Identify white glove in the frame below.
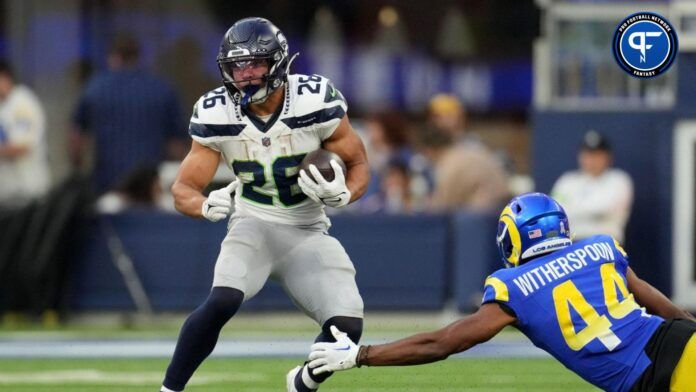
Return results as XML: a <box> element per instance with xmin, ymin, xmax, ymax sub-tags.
<box><xmin>201</xmin><ymin>180</ymin><xmax>239</xmax><ymax>222</ymax></box>
<box><xmin>297</xmin><ymin>160</ymin><xmax>351</xmax><ymax>208</ymax></box>
<box><xmin>308</xmin><ymin>326</ymin><xmax>360</xmax><ymax>374</ymax></box>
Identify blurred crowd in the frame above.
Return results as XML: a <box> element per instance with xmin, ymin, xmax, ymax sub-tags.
<box><xmin>0</xmin><ymin>33</ymin><xmax>526</xmax><ymax>220</ymax></box>
<box><xmin>0</xmin><ymin>32</ymin><xmax>637</xmax><ymax>225</ymax></box>
<box><xmin>356</xmin><ymin>94</ymin><xmax>511</xmax><ymax>215</ymax></box>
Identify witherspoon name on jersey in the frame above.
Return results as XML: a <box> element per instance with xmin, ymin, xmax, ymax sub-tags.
<box><xmin>513</xmin><ymin>241</ymin><xmax>616</xmax><ymax>296</ymax></box>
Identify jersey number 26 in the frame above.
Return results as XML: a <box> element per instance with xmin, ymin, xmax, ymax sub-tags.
<box><xmin>232</xmin><ymin>154</ymin><xmax>307</xmax><ymax>207</ymax></box>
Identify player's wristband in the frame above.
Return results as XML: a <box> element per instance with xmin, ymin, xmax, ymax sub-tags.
<box><xmin>356</xmin><ymin>345</ymin><xmax>371</xmax><ymax>367</ymax></box>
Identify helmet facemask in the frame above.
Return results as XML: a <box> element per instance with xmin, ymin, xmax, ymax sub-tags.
<box><xmin>216</xmin><ymin>18</ymin><xmax>298</xmax><ymax>106</ymax></box>
<box><xmin>218</xmin><ymin>55</ymin><xmax>276</xmax><ymax>105</ymax></box>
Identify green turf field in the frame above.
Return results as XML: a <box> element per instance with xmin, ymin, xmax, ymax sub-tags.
<box><xmin>0</xmin><ymin>357</ymin><xmax>598</xmax><ymax>391</ymax></box>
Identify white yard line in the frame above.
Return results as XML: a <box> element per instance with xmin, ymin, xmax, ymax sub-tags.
<box><xmin>0</xmin><ymin>370</ymin><xmax>265</xmax><ymax>384</ymax></box>
<box><xmin>0</xmin><ymin>337</ymin><xmax>549</xmax><ymax>359</ymax></box>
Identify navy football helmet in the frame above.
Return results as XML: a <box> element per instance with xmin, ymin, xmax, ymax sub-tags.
<box><xmin>496</xmin><ymin>193</ymin><xmax>572</xmax><ymax>268</ymax></box>
<box><xmin>216</xmin><ymin>17</ymin><xmax>296</xmax><ymax>106</ymax></box>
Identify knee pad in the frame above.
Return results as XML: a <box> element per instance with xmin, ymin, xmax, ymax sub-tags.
<box><xmin>317</xmin><ymin>316</ymin><xmax>363</xmax><ymax>343</ymax></box>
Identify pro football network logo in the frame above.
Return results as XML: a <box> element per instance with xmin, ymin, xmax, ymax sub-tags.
<box><xmin>612</xmin><ymin>12</ymin><xmax>678</xmax><ymax>78</ymax></box>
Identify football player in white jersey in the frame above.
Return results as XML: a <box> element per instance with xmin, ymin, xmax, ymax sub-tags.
<box><xmin>160</xmin><ymin>17</ymin><xmax>369</xmax><ymax>392</ymax></box>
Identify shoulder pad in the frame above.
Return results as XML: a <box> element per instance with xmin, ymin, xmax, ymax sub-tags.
<box><xmin>482</xmin><ymin>273</ymin><xmax>510</xmax><ymax>303</ymax></box>
<box><xmin>289</xmin><ymin>74</ymin><xmax>347</xmax><ymax>113</ymax></box>
<box><xmin>610</xmin><ymin>237</ymin><xmax>628</xmax><ymax>258</ymax></box>
<box><xmin>189</xmin><ymin>86</ymin><xmax>244</xmax><ymax>139</ymax></box>
<box><xmin>194</xmin><ymin>86</ymin><xmax>237</xmax><ymax>124</ymax></box>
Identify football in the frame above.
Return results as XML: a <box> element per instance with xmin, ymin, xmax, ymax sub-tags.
<box><xmin>300</xmin><ymin>149</ymin><xmax>347</xmax><ymax>182</ymax></box>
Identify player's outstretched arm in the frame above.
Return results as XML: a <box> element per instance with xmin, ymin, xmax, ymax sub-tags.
<box><xmin>172</xmin><ymin>140</ymin><xmax>222</xmax><ymax>218</ymax></box>
<box><xmin>308</xmin><ymin>303</ymin><xmax>515</xmax><ymax>373</ymax></box>
<box><xmin>321</xmin><ymin>115</ymin><xmax>370</xmax><ymax>203</ymax></box>
<box><xmin>627</xmin><ymin>267</ymin><xmax>696</xmax><ymax>321</ymax></box>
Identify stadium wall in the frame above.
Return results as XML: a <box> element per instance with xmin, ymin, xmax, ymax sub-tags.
<box><xmin>67</xmin><ymin>212</ymin><xmax>499</xmax><ymax>312</ymax></box>
<box><xmin>531</xmin><ymin>110</ymin><xmax>674</xmax><ymax>295</ymax></box>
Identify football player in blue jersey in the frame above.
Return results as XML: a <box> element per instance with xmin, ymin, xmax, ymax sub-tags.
<box><xmin>160</xmin><ymin>17</ymin><xmax>370</xmax><ymax>392</ymax></box>
<box><xmin>308</xmin><ymin>193</ymin><xmax>696</xmax><ymax>391</ymax></box>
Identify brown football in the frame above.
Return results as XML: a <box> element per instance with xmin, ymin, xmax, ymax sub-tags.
<box><xmin>300</xmin><ymin>149</ymin><xmax>347</xmax><ymax>182</ymax></box>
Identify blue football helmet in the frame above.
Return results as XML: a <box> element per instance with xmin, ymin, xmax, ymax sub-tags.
<box><xmin>496</xmin><ymin>192</ymin><xmax>572</xmax><ymax>268</ymax></box>
<box><xmin>216</xmin><ymin>17</ymin><xmax>297</xmax><ymax>106</ymax></box>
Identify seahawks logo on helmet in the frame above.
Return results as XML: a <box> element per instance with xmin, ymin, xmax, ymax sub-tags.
<box><xmin>276</xmin><ymin>31</ymin><xmax>288</xmax><ymax>52</ymax></box>
<box><xmin>496</xmin><ymin>193</ymin><xmax>572</xmax><ymax>268</ymax></box>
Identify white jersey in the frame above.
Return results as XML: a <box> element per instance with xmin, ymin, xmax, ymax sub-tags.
<box><xmin>189</xmin><ymin>74</ymin><xmax>347</xmax><ymax>227</ymax></box>
<box><xmin>551</xmin><ymin>168</ymin><xmax>633</xmax><ymax>243</ymax></box>
<box><xmin>0</xmin><ymin>85</ymin><xmax>50</xmax><ymax>207</ymax></box>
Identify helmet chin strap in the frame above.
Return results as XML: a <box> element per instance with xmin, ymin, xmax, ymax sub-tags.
<box><xmin>240</xmin><ymin>84</ymin><xmax>264</xmax><ymax>106</ymax></box>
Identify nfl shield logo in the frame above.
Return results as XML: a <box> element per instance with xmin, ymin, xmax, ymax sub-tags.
<box><xmin>262</xmin><ymin>137</ymin><xmax>271</xmax><ymax>147</ymax></box>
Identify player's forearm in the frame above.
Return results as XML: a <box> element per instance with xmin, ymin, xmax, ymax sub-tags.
<box><xmin>171</xmin><ymin>181</ymin><xmax>207</xmax><ymax>218</ymax></box>
<box><xmin>649</xmin><ymin>301</ymin><xmax>695</xmax><ymax>321</ymax></box>
<box><xmin>647</xmin><ymin>290</ymin><xmax>696</xmax><ymax>321</ymax></box>
<box><xmin>644</xmin><ymin>294</ymin><xmax>695</xmax><ymax>321</ymax></box>
<box><xmin>357</xmin><ymin>332</ymin><xmax>463</xmax><ymax>367</ymax></box>
<box><xmin>632</xmin><ymin>277</ymin><xmax>695</xmax><ymax>321</ymax></box>
<box><xmin>346</xmin><ymin>161</ymin><xmax>370</xmax><ymax>202</ymax></box>
<box><xmin>354</xmin><ymin>309</ymin><xmax>508</xmax><ymax>367</ymax></box>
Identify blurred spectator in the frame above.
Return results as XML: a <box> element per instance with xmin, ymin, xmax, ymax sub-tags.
<box><xmin>418</xmin><ymin>124</ymin><xmax>454</xmax><ymax>162</ymax></box>
<box><xmin>427</xmin><ymin>93</ymin><xmax>469</xmax><ymax>142</ymax></box>
<box><xmin>424</xmin><ymin>94</ymin><xmax>509</xmax><ymax>212</ymax></box>
<box><xmin>0</xmin><ymin>60</ymin><xmax>51</xmax><ymax>322</ymax></box>
<box><xmin>70</xmin><ymin>33</ymin><xmax>186</xmax><ymax>194</ymax></box>
<box><xmin>0</xmin><ymin>60</ymin><xmax>51</xmax><ymax>210</ymax></box>
<box><xmin>364</xmin><ymin>111</ymin><xmax>413</xmax><ymax>176</ymax></box>
<box><xmin>96</xmin><ymin>164</ymin><xmax>164</xmax><ymax>214</ymax></box>
<box><xmin>428</xmin><ymin>93</ymin><xmax>517</xmax><ymax>174</ymax></box>
<box><xmin>551</xmin><ymin>131</ymin><xmax>633</xmax><ymax>243</ymax></box>
<box><xmin>429</xmin><ymin>139</ymin><xmax>510</xmax><ymax>212</ymax></box>
<box><xmin>359</xmin><ymin>111</ymin><xmax>424</xmax><ymax>212</ymax></box>
<box><xmin>380</xmin><ymin>159</ymin><xmax>415</xmax><ymax>213</ymax></box>
<box><xmin>155</xmin><ymin>36</ymin><xmax>218</xmax><ymax>110</ymax></box>
<box><xmin>359</xmin><ymin>158</ymin><xmax>415</xmax><ymax>214</ymax></box>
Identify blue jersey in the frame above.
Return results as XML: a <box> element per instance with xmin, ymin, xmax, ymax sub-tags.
<box><xmin>482</xmin><ymin>235</ymin><xmax>664</xmax><ymax>392</ymax></box>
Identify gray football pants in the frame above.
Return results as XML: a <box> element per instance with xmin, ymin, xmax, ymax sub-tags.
<box><xmin>213</xmin><ymin>216</ymin><xmax>364</xmax><ymax>325</ymax></box>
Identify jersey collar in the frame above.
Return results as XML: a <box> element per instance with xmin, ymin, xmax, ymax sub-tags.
<box><xmin>239</xmin><ymin>83</ymin><xmax>289</xmax><ymax>134</ymax></box>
